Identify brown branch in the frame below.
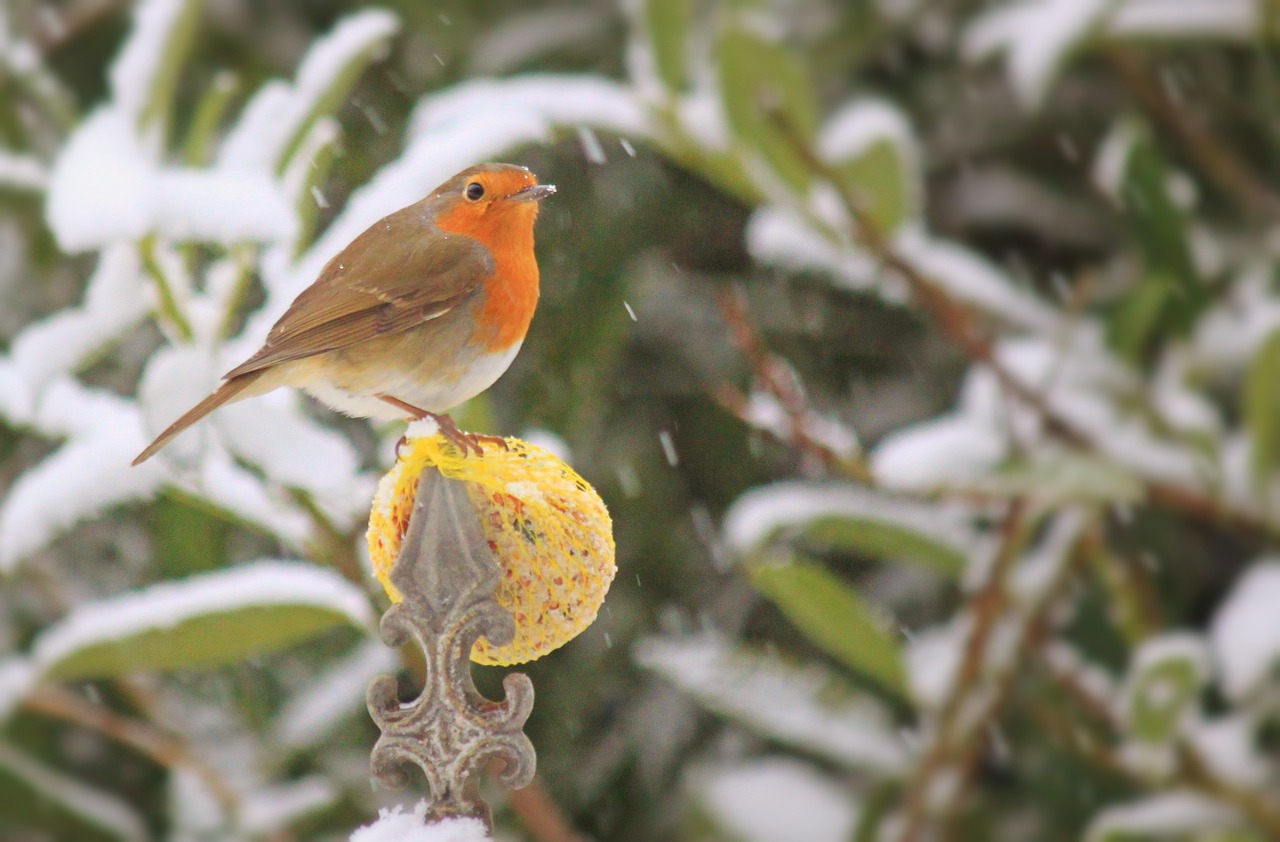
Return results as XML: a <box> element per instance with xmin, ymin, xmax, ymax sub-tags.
<box><xmin>505</xmin><ymin>774</ymin><xmax>588</xmax><ymax>842</ymax></box>
<box><xmin>1106</xmin><ymin>49</ymin><xmax>1280</xmax><ymax>222</ymax></box>
<box><xmin>892</xmin><ymin>500</ymin><xmax>1028</xmax><ymax>842</ymax></box>
<box><xmin>23</xmin><ymin>683</ymin><xmax>239</xmax><ymax>811</ymax></box>
<box><xmin>713</xmin><ymin>283</ymin><xmax>872</xmax><ymax>481</ymax></box>
<box><xmin>767</xmin><ymin>107</ymin><xmax>1280</xmax><ymax>541</ymax></box>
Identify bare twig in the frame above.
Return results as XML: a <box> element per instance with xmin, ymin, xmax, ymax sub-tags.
<box><xmin>712</xmin><ymin>284</ymin><xmax>871</xmax><ymax>480</ymax></box>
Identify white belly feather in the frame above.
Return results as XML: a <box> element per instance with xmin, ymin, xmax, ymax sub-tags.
<box><xmin>300</xmin><ymin>342</ymin><xmax>523</xmax><ymax>421</ymax></box>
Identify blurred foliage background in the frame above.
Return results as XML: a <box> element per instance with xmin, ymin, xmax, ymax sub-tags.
<box><xmin>5</xmin><ymin>0</ymin><xmax>1280</xmax><ymax>840</ymax></box>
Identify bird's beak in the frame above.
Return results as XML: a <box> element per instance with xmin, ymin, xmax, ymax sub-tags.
<box><xmin>508</xmin><ymin>184</ymin><xmax>556</xmax><ymax>202</ymax></box>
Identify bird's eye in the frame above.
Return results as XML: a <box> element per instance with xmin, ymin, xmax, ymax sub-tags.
<box><xmin>465</xmin><ymin>182</ymin><xmax>485</xmax><ymax>201</ymax></box>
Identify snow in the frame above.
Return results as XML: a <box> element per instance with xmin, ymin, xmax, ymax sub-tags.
<box><xmin>740</xmin><ymin>391</ymin><xmax>860</xmax><ymax>459</ymax></box>
<box><xmin>723</xmin><ymin>480</ymin><xmax>980</xmax><ymax>561</ymax></box>
<box><xmin>274</xmin><ymin>640</ymin><xmax>398</xmax><ymax>751</ymax></box>
<box><xmin>46</xmin><ymin>109</ymin><xmax>153</xmax><ymax>250</ymax></box>
<box><xmin>239</xmin><ymin>776</ymin><xmax>337</xmax><ymax>835</ymax></box>
<box><xmin>1011</xmin><ymin>509</ymin><xmax>1085</xmax><ymax>601</ymax></box>
<box><xmin>519</xmin><ymin>428</ymin><xmax>571</xmax><ymax>461</ymax></box>
<box><xmin>108</xmin><ymin>0</ymin><xmax>189</xmax><ymax>123</ymax></box>
<box><xmin>964</xmin><ymin>0</ymin><xmax>1110</xmax><ymax>108</ymax></box>
<box><xmin>0</xmin><ymin>389</ymin><xmax>166</xmax><ymax>570</ymax></box>
<box><xmin>905</xmin><ymin>618</ymin><xmax>967</xmax><ymax>709</ymax></box>
<box><xmin>818</xmin><ymin>98</ymin><xmax>919</xmax><ymax>211</ymax></box>
<box><xmin>0</xmin><ymin>743</ymin><xmax>147</xmax><ymax>842</ymax></box>
<box><xmin>30</xmin><ymin>561</ymin><xmax>373</xmax><ymax>677</ymax></box>
<box><xmin>1118</xmin><ymin>633</ymin><xmax>1209</xmax><ymax>738</ymax></box>
<box><xmin>1084</xmin><ymin>791</ymin><xmax>1239</xmax><ymax>841</ymax></box>
<box><xmin>219</xmin><ymin>9</ymin><xmax>399</xmax><ymax>174</ymax></box>
<box><xmin>189</xmin><ymin>459</ymin><xmax>313</xmax><ymax>549</ymax></box>
<box><xmin>635</xmin><ymin>634</ymin><xmax>908</xmax><ymax>773</ymax></box>
<box><xmin>872</xmin><ymin>412</ymin><xmax>1007</xmax><ymax>491</ymax></box>
<box><xmin>0</xmin><ymin>658</ymin><xmax>34</xmax><ymax>722</ymax></box>
<box><xmin>0</xmin><ymin>151</ymin><xmax>46</xmax><ymax>189</ymax></box>
<box><xmin>1188</xmin><ymin>715</ymin><xmax>1267</xmax><ymax>787</ymax></box>
<box><xmin>693</xmin><ymin>758</ymin><xmax>858</xmax><ymax>842</ymax></box>
<box><xmin>217</xmin><ymin>392</ymin><xmax>375</xmax><ymax>524</ymax></box>
<box><xmin>10</xmin><ymin>245</ymin><xmax>148</xmax><ymax>390</ymax></box>
<box><xmin>45</xmin><ymin>108</ymin><xmax>294</xmax><ymax>251</ymax></box>
<box><xmin>820</xmin><ymin>99</ymin><xmax>915</xmax><ymax>165</ymax></box>
<box><xmin>1108</xmin><ymin>0</ymin><xmax>1256</xmax><ymax>39</ymax></box>
<box><xmin>897</xmin><ymin>228</ymin><xmax>1062</xmax><ymax>332</ymax></box>
<box><xmin>1210</xmin><ymin>561</ymin><xmax>1280</xmax><ymax>701</ymax></box>
<box><xmin>350</xmin><ymin>803</ymin><xmax>490</xmax><ymax>842</ymax></box>
<box><xmin>746</xmin><ymin>204</ymin><xmax>897</xmax><ymax>297</ymax></box>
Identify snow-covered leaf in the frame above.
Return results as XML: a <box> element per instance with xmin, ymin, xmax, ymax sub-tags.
<box><xmin>725</xmin><ymin>481</ymin><xmax>977</xmax><ymax>578</ymax></box>
<box><xmin>635</xmin><ymin>633</ymin><xmax>908</xmax><ymax>774</ymax></box>
<box><xmin>689</xmin><ymin>758</ymin><xmax>858</xmax><ymax>842</ymax></box>
<box><xmin>219</xmin><ymin>9</ymin><xmax>399</xmax><ymax>175</ymax></box>
<box><xmin>1084</xmin><ymin>791</ymin><xmax>1244</xmax><ymax>842</ymax></box>
<box><xmin>964</xmin><ymin>0</ymin><xmax>1111</xmax><ymax>108</ymax></box>
<box><xmin>109</xmin><ymin>0</ymin><xmax>198</xmax><ymax>130</ymax></box>
<box><xmin>273</xmin><ymin>639</ymin><xmax>397</xmax><ymax>752</ymax></box>
<box><xmin>0</xmin><ymin>408</ymin><xmax>166</xmax><ymax>572</ymax></box>
<box><xmin>0</xmin><ymin>743</ymin><xmax>146</xmax><ymax>841</ymax></box>
<box><xmin>819</xmin><ymin>99</ymin><xmax>919</xmax><ymax>232</ymax></box>
<box><xmin>750</xmin><ymin>561</ymin><xmax>907</xmax><ymax>696</ymax></box>
<box><xmin>1211</xmin><ymin>561</ymin><xmax>1280</xmax><ymax>701</ymax></box>
<box><xmin>0</xmin><ymin>150</ymin><xmax>46</xmax><ymax>190</ymax></box>
<box><xmin>1119</xmin><ymin>634</ymin><xmax>1208</xmax><ymax>745</ymax></box>
<box><xmin>981</xmin><ymin>451</ymin><xmax>1144</xmax><ymax>506</ymax></box>
<box><xmin>31</xmin><ymin>561</ymin><xmax>373</xmax><ymax>680</ymax></box>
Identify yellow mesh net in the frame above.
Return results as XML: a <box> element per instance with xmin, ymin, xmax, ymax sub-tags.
<box><xmin>367</xmin><ymin>434</ymin><xmax>616</xmax><ymax>666</ymax></box>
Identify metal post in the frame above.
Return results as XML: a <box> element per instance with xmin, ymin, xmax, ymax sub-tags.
<box><xmin>366</xmin><ymin>466</ymin><xmax>537</xmax><ymax>826</ymax></box>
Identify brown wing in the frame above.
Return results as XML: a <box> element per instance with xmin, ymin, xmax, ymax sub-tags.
<box><xmin>226</xmin><ymin>208</ymin><xmax>492</xmax><ymax>378</ymax></box>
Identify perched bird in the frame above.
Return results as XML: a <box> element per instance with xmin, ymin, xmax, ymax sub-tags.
<box><xmin>133</xmin><ymin>163</ymin><xmax>554</xmax><ymax>465</ymax></box>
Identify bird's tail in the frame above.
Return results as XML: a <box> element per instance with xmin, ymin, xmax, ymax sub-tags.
<box><xmin>132</xmin><ymin>373</ymin><xmax>261</xmax><ymax>466</ymax></box>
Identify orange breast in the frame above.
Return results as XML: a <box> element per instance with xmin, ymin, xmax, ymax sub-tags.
<box><xmin>435</xmin><ymin>202</ymin><xmax>541</xmax><ymax>352</ymax></box>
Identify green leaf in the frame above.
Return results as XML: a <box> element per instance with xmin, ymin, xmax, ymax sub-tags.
<box><xmin>749</xmin><ymin>561</ymin><xmax>907</xmax><ymax>696</ymax></box>
<box><xmin>138</xmin><ymin>0</ymin><xmax>201</xmax><ymax>135</ymax></box>
<box><xmin>276</xmin><ymin>12</ymin><xmax>399</xmax><ymax>174</ymax></box>
<box><xmin>1245</xmin><ymin>329</ymin><xmax>1280</xmax><ymax>499</ymax></box>
<box><xmin>0</xmin><ymin>744</ymin><xmax>145</xmax><ymax>841</ymax></box>
<box><xmin>1121</xmin><ymin>140</ymin><xmax>1198</xmax><ymax>301</ymax></box>
<box><xmin>1120</xmin><ymin>636</ymin><xmax>1207</xmax><ymax>744</ymax></box>
<box><xmin>833</xmin><ymin>138</ymin><xmax>910</xmax><ymax>233</ymax></box>
<box><xmin>981</xmin><ymin>451</ymin><xmax>1145</xmax><ymax>506</ymax></box>
<box><xmin>644</xmin><ymin>0</ymin><xmax>693</xmax><ymax>92</ymax></box>
<box><xmin>717</xmin><ymin>20</ymin><xmax>819</xmax><ymax>193</ymax></box>
<box><xmin>801</xmin><ymin>515</ymin><xmax>966</xmax><ymax>579</ymax></box>
<box><xmin>34</xmin><ymin>562</ymin><xmax>372</xmax><ymax>680</ymax></box>
<box><xmin>1105</xmin><ymin>276</ymin><xmax>1171</xmax><ymax>365</ymax></box>
<box><xmin>182</xmin><ymin>71</ymin><xmax>240</xmax><ymax>165</ymax></box>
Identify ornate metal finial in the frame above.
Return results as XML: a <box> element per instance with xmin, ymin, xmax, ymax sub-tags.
<box><xmin>366</xmin><ymin>465</ymin><xmax>536</xmax><ymax>825</ymax></box>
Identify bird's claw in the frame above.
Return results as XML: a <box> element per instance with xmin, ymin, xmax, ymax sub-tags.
<box><xmin>431</xmin><ymin>412</ymin><xmax>506</xmax><ymax>458</ymax></box>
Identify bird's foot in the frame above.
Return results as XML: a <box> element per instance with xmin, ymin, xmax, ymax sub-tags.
<box><xmin>431</xmin><ymin>412</ymin><xmax>503</xmax><ymax>458</ymax></box>
<box><xmin>378</xmin><ymin>395</ymin><xmax>505</xmax><ymax>458</ymax></box>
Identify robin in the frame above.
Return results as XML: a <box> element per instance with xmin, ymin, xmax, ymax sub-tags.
<box><xmin>132</xmin><ymin>162</ymin><xmax>554</xmax><ymax>465</ymax></box>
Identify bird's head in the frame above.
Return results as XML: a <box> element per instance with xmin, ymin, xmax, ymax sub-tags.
<box><xmin>431</xmin><ymin>163</ymin><xmax>555</xmax><ymax>245</ymax></box>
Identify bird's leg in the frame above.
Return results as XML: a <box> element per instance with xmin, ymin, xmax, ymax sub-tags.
<box><xmin>377</xmin><ymin>395</ymin><xmax>507</xmax><ymax>457</ymax></box>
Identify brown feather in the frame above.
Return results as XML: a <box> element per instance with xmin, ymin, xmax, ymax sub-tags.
<box><xmin>226</xmin><ymin>212</ymin><xmax>492</xmax><ymax>378</ymax></box>
<box><xmin>132</xmin><ymin>372</ymin><xmax>262</xmax><ymax>465</ymax></box>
